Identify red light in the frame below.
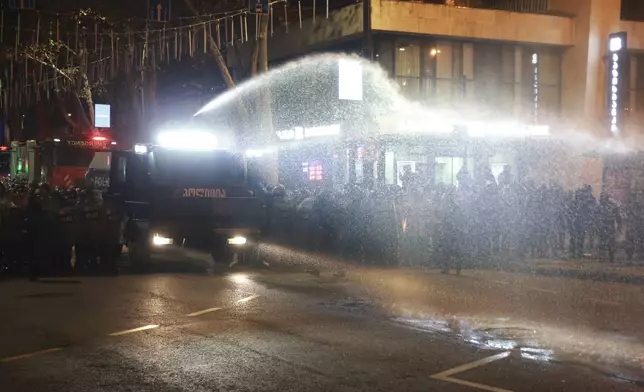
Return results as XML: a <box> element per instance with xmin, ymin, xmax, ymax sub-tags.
<box><xmin>308</xmin><ymin>163</ymin><xmax>323</xmax><ymax>181</ymax></box>
<box><xmin>92</xmin><ymin>136</ymin><xmax>107</xmax><ymax>141</ymax></box>
<box><xmin>0</xmin><ymin>146</ymin><xmax>7</xmax><ymax>151</ymax></box>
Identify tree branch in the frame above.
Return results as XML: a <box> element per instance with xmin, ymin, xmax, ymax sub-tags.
<box><xmin>27</xmin><ymin>55</ymin><xmax>74</xmax><ymax>83</ymax></box>
<box><xmin>182</xmin><ymin>0</ymin><xmax>236</xmax><ymax>89</ymax></box>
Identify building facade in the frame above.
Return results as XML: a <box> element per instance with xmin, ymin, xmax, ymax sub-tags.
<box><xmin>227</xmin><ymin>0</ymin><xmax>643</xmax><ymax>191</ymax></box>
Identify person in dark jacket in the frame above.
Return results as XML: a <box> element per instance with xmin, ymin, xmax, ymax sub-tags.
<box><xmin>435</xmin><ymin>187</ymin><xmax>464</xmax><ymax>275</ymax></box>
<box><xmin>26</xmin><ymin>187</ymin><xmax>48</xmax><ymax>280</ymax></box>
<box><xmin>571</xmin><ymin>185</ymin><xmax>597</xmax><ymax>258</ymax></box>
<box><xmin>597</xmin><ymin>192</ymin><xmax>621</xmax><ymax>263</ymax></box>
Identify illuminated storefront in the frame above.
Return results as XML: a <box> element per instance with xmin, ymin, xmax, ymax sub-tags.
<box><xmin>371</xmin><ymin>110</ymin><xmax>551</xmax><ymax>187</ymax></box>
<box><xmin>274</xmin><ymin>123</ymin><xmax>344</xmax><ymax>188</ymax></box>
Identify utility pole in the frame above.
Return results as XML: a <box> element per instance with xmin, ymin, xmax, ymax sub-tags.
<box><xmin>257</xmin><ymin>0</ymin><xmax>277</xmax><ymax>185</ymax></box>
<box><xmin>258</xmin><ymin>1</ymin><xmax>269</xmax><ymax>73</ymax></box>
<box><xmin>362</xmin><ymin>0</ymin><xmax>373</xmax><ymax>61</ymax></box>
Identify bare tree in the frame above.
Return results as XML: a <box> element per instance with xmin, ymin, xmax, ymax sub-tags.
<box><xmin>182</xmin><ymin>0</ymin><xmax>237</xmax><ymax>88</ymax></box>
<box><xmin>20</xmin><ymin>9</ymin><xmax>111</xmax><ymax>134</ymax></box>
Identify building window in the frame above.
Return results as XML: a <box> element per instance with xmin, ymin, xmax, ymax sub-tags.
<box><xmin>633</xmin><ymin>55</ymin><xmax>644</xmax><ymax>114</ymax></box>
<box><xmin>376</xmin><ymin>39</ymin><xmax>394</xmax><ymax>78</ymax></box>
<box><xmin>474</xmin><ymin>43</ymin><xmax>504</xmax><ymax>111</ymax></box>
<box><xmin>395</xmin><ymin>43</ymin><xmax>420</xmax><ymax>99</ymax></box>
<box><xmin>521</xmin><ymin>48</ymin><xmax>561</xmax><ymax>122</ymax></box>
<box><xmin>532</xmin><ymin>53</ymin><xmax>539</xmax><ymax>122</ymax></box>
<box><xmin>308</xmin><ymin>163</ymin><xmax>323</xmax><ymax>181</ymax></box>
<box><xmin>435</xmin><ymin>156</ymin><xmax>464</xmax><ymax>186</ymax></box>
<box><xmin>421</xmin><ymin>45</ymin><xmax>437</xmax><ymax>100</ymax></box>
<box><xmin>8</xmin><ymin>0</ymin><xmax>36</xmax><ymax>9</ymax></box>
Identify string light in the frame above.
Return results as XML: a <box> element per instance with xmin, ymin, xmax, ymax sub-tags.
<box><xmin>0</xmin><ymin>0</ymin><xmax>336</xmax><ymax>103</ymax></box>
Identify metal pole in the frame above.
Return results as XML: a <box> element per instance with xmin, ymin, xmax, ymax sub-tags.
<box><xmin>362</xmin><ymin>0</ymin><xmax>372</xmax><ymax>60</ymax></box>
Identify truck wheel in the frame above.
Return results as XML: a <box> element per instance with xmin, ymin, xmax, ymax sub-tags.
<box><xmin>129</xmin><ymin>240</ymin><xmax>150</xmax><ymax>272</ymax></box>
<box><xmin>100</xmin><ymin>244</ymin><xmax>120</xmax><ymax>276</ymax></box>
<box><xmin>243</xmin><ymin>246</ymin><xmax>263</xmax><ymax>268</ymax></box>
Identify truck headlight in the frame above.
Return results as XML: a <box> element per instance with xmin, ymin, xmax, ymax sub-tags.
<box><xmin>227</xmin><ymin>236</ymin><xmax>247</xmax><ymax>246</ymax></box>
<box><xmin>152</xmin><ymin>234</ymin><xmax>173</xmax><ymax>246</ymax></box>
<box><xmin>134</xmin><ymin>144</ymin><xmax>148</xmax><ymax>154</ymax></box>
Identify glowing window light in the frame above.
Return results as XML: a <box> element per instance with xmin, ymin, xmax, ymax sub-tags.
<box><xmin>338</xmin><ymin>59</ymin><xmax>363</xmax><ymax>101</ymax></box>
<box><xmin>308</xmin><ymin>163</ymin><xmax>323</xmax><ymax>181</ymax></box>
<box><xmin>610</xmin><ymin>52</ymin><xmax>620</xmax><ymax>134</ymax></box>
<box><xmin>607</xmin><ymin>32</ymin><xmax>626</xmax><ymax>135</ymax></box>
<box><xmin>134</xmin><ymin>144</ymin><xmax>148</xmax><ymax>154</ymax></box>
<box><xmin>610</xmin><ymin>37</ymin><xmax>623</xmax><ymax>52</ymax></box>
<box><xmin>532</xmin><ymin>53</ymin><xmax>539</xmax><ymax>123</ymax></box>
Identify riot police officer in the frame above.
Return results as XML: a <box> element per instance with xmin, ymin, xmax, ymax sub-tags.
<box><xmin>50</xmin><ymin>188</ymin><xmax>77</xmax><ymax>275</ymax></box>
<box><xmin>26</xmin><ymin>184</ymin><xmax>47</xmax><ymax>279</ymax></box>
<box><xmin>75</xmin><ymin>189</ymin><xmax>102</xmax><ymax>272</ymax></box>
<box><xmin>99</xmin><ymin>191</ymin><xmax>121</xmax><ymax>275</ymax></box>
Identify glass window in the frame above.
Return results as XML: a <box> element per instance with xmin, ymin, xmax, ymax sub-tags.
<box><xmin>474</xmin><ymin>43</ymin><xmax>503</xmax><ymax>110</ymax></box>
<box><xmin>151</xmin><ymin>150</ymin><xmax>245</xmax><ymax>186</ymax></box>
<box><xmin>435</xmin><ymin>156</ymin><xmax>464</xmax><ymax>186</ymax></box>
<box><xmin>521</xmin><ymin>48</ymin><xmax>562</xmax><ymax>120</ymax></box>
<box><xmin>634</xmin><ymin>55</ymin><xmax>644</xmax><ymax>114</ymax></box>
<box><xmin>308</xmin><ymin>163</ymin><xmax>323</xmax><ymax>182</ymax></box>
<box><xmin>395</xmin><ymin>43</ymin><xmax>421</xmax><ymax>99</ymax></box>
<box><xmin>376</xmin><ymin>39</ymin><xmax>394</xmax><ymax>77</ymax></box>
<box><xmin>396</xmin><ymin>161</ymin><xmax>416</xmax><ymax>187</ymax></box>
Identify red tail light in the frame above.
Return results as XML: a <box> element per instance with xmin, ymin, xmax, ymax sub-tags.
<box><xmin>93</xmin><ymin>136</ymin><xmax>107</xmax><ymax>141</ymax></box>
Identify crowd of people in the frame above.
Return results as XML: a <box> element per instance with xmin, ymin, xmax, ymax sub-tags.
<box><xmin>1</xmin><ymin>165</ymin><xmax>635</xmax><ymax>278</ymax></box>
<box><xmin>0</xmin><ymin>178</ymin><xmax>119</xmax><ymax>278</ymax></box>
<box><xmin>267</xmin><ymin>165</ymin><xmax>632</xmax><ymax>272</ymax></box>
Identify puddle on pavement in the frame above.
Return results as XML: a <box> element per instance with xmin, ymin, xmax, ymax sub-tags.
<box><xmin>17</xmin><ymin>292</ymin><xmax>74</xmax><ymax>299</ymax></box>
<box><xmin>394</xmin><ymin>316</ymin><xmax>549</xmax><ymax>358</ymax></box>
<box><xmin>391</xmin><ymin>313</ymin><xmax>644</xmax><ymax>385</ymax></box>
<box><xmin>318</xmin><ymin>298</ymin><xmax>376</xmax><ymax>314</ymax></box>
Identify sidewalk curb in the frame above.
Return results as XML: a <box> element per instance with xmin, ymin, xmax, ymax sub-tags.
<box><xmin>531</xmin><ymin>267</ymin><xmax>644</xmax><ymax>285</ymax></box>
<box><xmin>505</xmin><ymin>264</ymin><xmax>644</xmax><ymax>285</ymax></box>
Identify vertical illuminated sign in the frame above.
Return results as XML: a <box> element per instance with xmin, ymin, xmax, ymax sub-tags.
<box><xmin>94</xmin><ymin>104</ymin><xmax>111</xmax><ymax>128</ymax></box>
<box><xmin>532</xmin><ymin>53</ymin><xmax>539</xmax><ymax>123</ymax></box>
<box><xmin>338</xmin><ymin>59</ymin><xmax>363</xmax><ymax>101</ymax></box>
<box><xmin>607</xmin><ymin>32</ymin><xmax>627</xmax><ymax>136</ymax></box>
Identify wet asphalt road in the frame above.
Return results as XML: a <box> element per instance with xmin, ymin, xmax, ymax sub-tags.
<box><xmin>1</xmin><ymin>256</ymin><xmax>642</xmax><ymax>391</ymax></box>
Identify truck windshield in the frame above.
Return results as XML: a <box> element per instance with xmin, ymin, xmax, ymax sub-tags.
<box><xmin>151</xmin><ymin>149</ymin><xmax>246</xmax><ymax>186</ymax></box>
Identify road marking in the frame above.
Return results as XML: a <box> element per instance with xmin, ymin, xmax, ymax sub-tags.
<box><xmin>431</xmin><ymin>351</ymin><xmax>514</xmax><ymax>392</ymax></box>
<box><xmin>432</xmin><ymin>375</ymin><xmax>514</xmax><ymax>392</ymax></box>
<box><xmin>108</xmin><ymin>324</ymin><xmax>159</xmax><ymax>336</ymax></box>
<box><xmin>0</xmin><ymin>348</ymin><xmax>62</xmax><ymax>363</ymax></box>
<box><xmin>530</xmin><ymin>288</ymin><xmax>558</xmax><ymax>295</ymax></box>
<box><xmin>587</xmin><ymin>298</ymin><xmax>621</xmax><ymax>306</ymax></box>
<box><xmin>186</xmin><ymin>307</ymin><xmax>223</xmax><ymax>317</ymax></box>
<box><xmin>431</xmin><ymin>351</ymin><xmax>511</xmax><ymax>379</ymax></box>
<box><xmin>236</xmin><ymin>294</ymin><xmax>259</xmax><ymax>304</ymax></box>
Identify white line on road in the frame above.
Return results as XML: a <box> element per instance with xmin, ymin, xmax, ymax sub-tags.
<box><xmin>186</xmin><ymin>307</ymin><xmax>223</xmax><ymax>317</ymax></box>
<box><xmin>432</xmin><ymin>375</ymin><xmax>514</xmax><ymax>392</ymax></box>
<box><xmin>430</xmin><ymin>351</ymin><xmax>514</xmax><ymax>392</ymax></box>
<box><xmin>587</xmin><ymin>298</ymin><xmax>621</xmax><ymax>306</ymax></box>
<box><xmin>236</xmin><ymin>295</ymin><xmax>259</xmax><ymax>304</ymax></box>
<box><xmin>0</xmin><ymin>348</ymin><xmax>63</xmax><ymax>363</ymax></box>
<box><xmin>529</xmin><ymin>288</ymin><xmax>558</xmax><ymax>295</ymax></box>
<box><xmin>108</xmin><ymin>324</ymin><xmax>159</xmax><ymax>336</ymax></box>
<box><xmin>431</xmin><ymin>351</ymin><xmax>511</xmax><ymax>379</ymax></box>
